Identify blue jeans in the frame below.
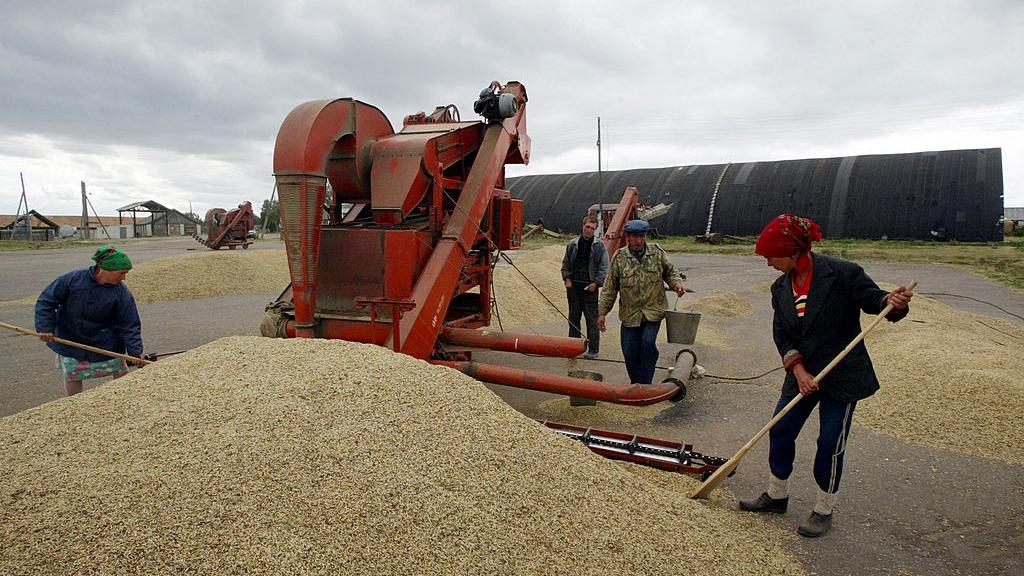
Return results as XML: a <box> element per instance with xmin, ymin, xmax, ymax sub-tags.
<box><xmin>768</xmin><ymin>391</ymin><xmax>857</xmax><ymax>494</ymax></box>
<box><xmin>620</xmin><ymin>320</ymin><xmax>661</xmax><ymax>384</ymax></box>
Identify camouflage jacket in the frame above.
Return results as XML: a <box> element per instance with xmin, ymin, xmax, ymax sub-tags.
<box><xmin>598</xmin><ymin>243</ymin><xmax>684</xmax><ymax>327</ymax></box>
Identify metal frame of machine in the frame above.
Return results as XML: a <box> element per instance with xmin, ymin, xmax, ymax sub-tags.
<box><xmin>264</xmin><ymin>81</ymin><xmax>689</xmax><ymax>405</ymax></box>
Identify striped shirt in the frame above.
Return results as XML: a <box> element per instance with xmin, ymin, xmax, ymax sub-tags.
<box><xmin>794</xmin><ymin>291</ymin><xmax>808</xmax><ymax>317</ymax></box>
<box><xmin>791</xmin><ymin>265</ymin><xmax>812</xmax><ymax>318</ymax></box>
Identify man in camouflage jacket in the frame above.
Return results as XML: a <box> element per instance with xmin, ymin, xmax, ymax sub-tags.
<box><xmin>597</xmin><ymin>220</ymin><xmax>685</xmax><ymax>384</ymax></box>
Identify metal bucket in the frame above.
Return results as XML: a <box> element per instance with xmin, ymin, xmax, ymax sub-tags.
<box><xmin>568</xmin><ymin>370</ymin><xmax>602</xmax><ymax>406</ymax></box>
<box><xmin>664</xmin><ymin>310</ymin><xmax>701</xmax><ymax>345</ymax></box>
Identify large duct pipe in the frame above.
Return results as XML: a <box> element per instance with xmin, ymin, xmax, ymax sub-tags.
<box><xmin>431</xmin><ymin>360</ymin><xmax>682</xmax><ymax>406</ymax></box>
<box><xmin>661</xmin><ymin>349</ymin><xmax>697</xmax><ymax>400</ymax></box>
<box><xmin>272</xmin><ymin>98</ymin><xmax>394</xmax><ymax>338</ymax></box>
<box><xmin>440</xmin><ymin>327</ymin><xmax>586</xmax><ymax>357</ymax></box>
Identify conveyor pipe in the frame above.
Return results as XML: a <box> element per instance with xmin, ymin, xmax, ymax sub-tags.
<box><xmin>431</xmin><ymin>360</ymin><xmax>682</xmax><ymax>406</ymax></box>
<box><xmin>440</xmin><ymin>327</ymin><xmax>586</xmax><ymax>357</ymax></box>
<box><xmin>661</xmin><ymin>348</ymin><xmax>697</xmax><ymax>400</ymax></box>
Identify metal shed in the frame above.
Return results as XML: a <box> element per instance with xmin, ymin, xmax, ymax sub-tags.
<box><xmin>508</xmin><ymin>148</ymin><xmax>1004</xmax><ymax>242</ymax></box>
<box><xmin>117</xmin><ymin>201</ymin><xmax>201</xmax><ymax>238</ymax></box>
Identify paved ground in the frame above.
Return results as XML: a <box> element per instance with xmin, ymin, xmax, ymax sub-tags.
<box><xmin>1</xmin><ymin>239</ymin><xmax>1021</xmax><ymax>575</ymax></box>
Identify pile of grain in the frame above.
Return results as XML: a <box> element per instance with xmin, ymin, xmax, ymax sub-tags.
<box><xmin>861</xmin><ymin>296</ymin><xmax>1024</xmax><ymax>464</ymax></box>
<box><xmin>686</xmin><ymin>290</ymin><xmax>754</xmax><ymax>317</ymax></box>
<box><xmin>125</xmin><ymin>250</ymin><xmax>289</xmax><ymax>302</ymax></box>
<box><xmin>0</xmin><ymin>336</ymin><xmax>804</xmax><ymax>576</ymax></box>
<box><xmin>491</xmin><ymin>245</ymin><xmax>569</xmax><ymax>326</ymax></box>
<box><xmin>492</xmin><ymin>246</ymin><xmax>729</xmax><ymax>348</ymax></box>
<box><xmin>2</xmin><ymin>251</ymin><xmax>289</xmax><ymax>307</ymax></box>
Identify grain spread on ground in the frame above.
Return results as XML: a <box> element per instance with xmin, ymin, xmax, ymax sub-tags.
<box><xmin>861</xmin><ymin>295</ymin><xmax>1024</xmax><ymax>465</ymax></box>
<box><xmin>2</xmin><ymin>251</ymin><xmax>289</xmax><ymax>307</ymax></box>
<box><xmin>492</xmin><ymin>245</ymin><xmax>728</xmax><ymax>348</ymax></box>
<box><xmin>490</xmin><ymin>245</ymin><xmax>569</xmax><ymax>326</ymax></box>
<box><xmin>0</xmin><ymin>294</ymin><xmax>38</xmax><ymax>307</ymax></box>
<box><xmin>536</xmin><ymin>395</ymin><xmax>676</xmax><ymax>427</ymax></box>
<box><xmin>125</xmin><ymin>250</ymin><xmax>289</xmax><ymax>302</ymax></box>
<box><xmin>0</xmin><ymin>336</ymin><xmax>805</xmax><ymax>576</ymax></box>
<box><xmin>686</xmin><ymin>290</ymin><xmax>754</xmax><ymax>317</ymax></box>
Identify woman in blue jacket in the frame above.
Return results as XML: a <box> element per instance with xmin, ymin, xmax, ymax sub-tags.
<box><xmin>34</xmin><ymin>246</ymin><xmax>144</xmax><ymax>396</ymax></box>
<box><xmin>738</xmin><ymin>214</ymin><xmax>913</xmax><ymax>538</ymax></box>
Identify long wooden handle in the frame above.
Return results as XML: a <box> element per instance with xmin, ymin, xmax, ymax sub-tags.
<box><xmin>0</xmin><ymin>320</ymin><xmax>151</xmax><ymax>366</ymax></box>
<box><xmin>688</xmin><ymin>280</ymin><xmax>917</xmax><ymax>499</ymax></box>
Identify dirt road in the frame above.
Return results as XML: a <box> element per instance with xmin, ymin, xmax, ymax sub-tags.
<box><xmin>1</xmin><ymin>239</ymin><xmax>1021</xmax><ymax>575</ymax></box>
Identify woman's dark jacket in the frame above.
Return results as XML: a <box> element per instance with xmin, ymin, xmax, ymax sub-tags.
<box><xmin>34</xmin><ymin>267</ymin><xmax>143</xmax><ymax>362</ymax></box>
<box><xmin>771</xmin><ymin>254</ymin><xmax>907</xmax><ymax>403</ymax></box>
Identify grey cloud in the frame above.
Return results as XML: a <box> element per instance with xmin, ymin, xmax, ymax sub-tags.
<box><xmin>2</xmin><ymin>0</ymin><xmax>1023</xmax><ymax>213</ymax></box>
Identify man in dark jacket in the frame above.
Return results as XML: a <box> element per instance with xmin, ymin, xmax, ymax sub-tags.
<box><xmin>739</xmin><ymin>214</ymin><xmax>912</xmax><ymax>538</ymax></box>
<box><xmin>35</xmin><ymin>245</ymin><xmax>144</xmax><ymax>396</ymax></box>
<box><xmin>561</xmin><ymin>216</ymin><xmax>609</xmax><ymax>359</ymax></box>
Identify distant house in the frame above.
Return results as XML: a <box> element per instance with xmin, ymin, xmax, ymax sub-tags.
<box><xmin>0</xmin><ymin>210</ymin><xmax>60</xmax><ymax>241</ymax></box>
<box><xmin>45</xmin><ymin>215</ymin><xmax>122</xmax><ymax>239</ymax></box>
<box><xmin>0</xmin><ymin>212</ymin><xmax>134</xmax><ymax>240</ymax></box>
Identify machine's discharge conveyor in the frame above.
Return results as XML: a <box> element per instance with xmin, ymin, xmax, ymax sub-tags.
<box><xmin>541</xmin><ymin>421</ymin><xmax>731</xmax><ymax>480</ymax></box>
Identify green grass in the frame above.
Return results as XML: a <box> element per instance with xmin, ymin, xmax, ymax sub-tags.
<box><xmin>523</xmin><ymin>235</ymin><xmax>1024</xmax><ymax>291</ymax></box>
<box><xmin>812</xmin><ymin>237</ymin><xmax>1024</xmax><ymax>290</ymax></box>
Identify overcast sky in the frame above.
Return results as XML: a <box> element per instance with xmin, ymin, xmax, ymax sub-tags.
<box><xmin>2</xmin><ymin>0</ymin><xmax>1022</xmax><ymax>220</ymax></box>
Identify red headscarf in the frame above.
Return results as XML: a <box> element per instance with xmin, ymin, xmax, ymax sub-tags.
<box><xmin>755</xmin><ymin>214</ymin><xmax>823</xmax><ymax>258</ymax></box>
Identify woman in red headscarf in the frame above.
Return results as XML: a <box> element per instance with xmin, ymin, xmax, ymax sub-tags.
<box><xmin>739</xmin><ymin>214</ymin><xmax>913</xmax><ymax>538</ymax></box>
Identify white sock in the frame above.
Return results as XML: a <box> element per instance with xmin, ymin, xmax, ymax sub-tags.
<box><xmin>814</xmin><ymin>488</ymin><xmax>837</xmax><ymax>515</ymax></box>
<box><xmin>767</xmin><ymin>473</ymin><xmax>789</xmax><ymax>500</ymax></box>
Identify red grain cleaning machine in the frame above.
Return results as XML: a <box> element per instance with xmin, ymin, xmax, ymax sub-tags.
<box><xmin>261</xmin><ymin>81</ymin><xmax>724</xmax><ymax>476</ymax></box>
<box><xmin>265</xmin><ymin>80</ymin><xmax>707</xmax><ymax>396</ymax></box>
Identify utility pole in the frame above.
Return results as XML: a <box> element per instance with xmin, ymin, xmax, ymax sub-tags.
<box><xmin>596</xmin><ymin>116</ymin><xmax>604</xmax><ymax>231</ymax></box>
<box><xmin>87</xmin><ymin>198</ymin><xmax>112</xmax><ymax>240</ymax></box>
<box><xmin>597</xmin><ymin>116</ymin><xmax>603</xmax><ymax>197</ymax></box>
<box><xmin>259</xmin><ymin>183</ymin><xmax>277</xmax><ymax>237</ymax></box>
<box><xmin>14</xmin><ymin>172</ymin><xmax>30</xmax><ymax>240</ymax></box>
<box><xmin>81</xmin><ymin>181</ymin><xmax>89</xmax><ymax>239</ymax></box>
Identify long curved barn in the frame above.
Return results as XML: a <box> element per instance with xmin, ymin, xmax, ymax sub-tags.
<box><xmin>507</xmin><ymin>148</ymin><xmax>1003</xmax><ymax>241</ymax></box>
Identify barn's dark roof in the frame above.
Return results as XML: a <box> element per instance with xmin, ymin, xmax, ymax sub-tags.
<box><xmin>508</xmin><ymin>148</ymin><xmax>1004</xmax><ymax>242</ymax></box>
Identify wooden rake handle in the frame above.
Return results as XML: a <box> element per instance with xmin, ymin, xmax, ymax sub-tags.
<box><xmin>687</xmin><ymin>280</ymin><xmax>917</xmax><ymax>499</ymax></box>
<box><xmin>0</xmin><ymin>320</ymin><xmax>152</xmax><ymax>366</ymax></box>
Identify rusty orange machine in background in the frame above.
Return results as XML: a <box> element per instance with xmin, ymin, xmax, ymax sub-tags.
<box><xmin>263</xmin><ymin>81</ymin><xmax>688</xmax><ymax>406</ymax></box>
<box><xmin>194</xmin><ymin>201</ymin><xmax>255</xmax><ymax>250</ymax></box>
